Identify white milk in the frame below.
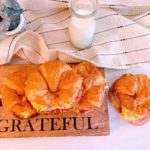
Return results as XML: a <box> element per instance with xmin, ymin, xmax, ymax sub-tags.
<box><xmin>69</xmin><ymin>9</ymin><xmax>95</xmax><ymax>49</ymax></box>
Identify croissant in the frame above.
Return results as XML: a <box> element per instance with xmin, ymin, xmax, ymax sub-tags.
<box><xmin>0</xmin><ymin>60</ymin><xmax>105</xmax><ymax>119</ymax></box>
<box><xmin>109</xmin><ymin>73</ymin><xmax>150</xmax><ymax>126</ymax></box>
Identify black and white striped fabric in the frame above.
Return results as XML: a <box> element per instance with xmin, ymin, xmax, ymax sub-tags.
<box><xmin>1</xmin><ymin>0</ymin><xmax>150</xmax><ymax>69</ymax></box>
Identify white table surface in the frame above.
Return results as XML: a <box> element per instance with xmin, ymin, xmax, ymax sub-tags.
<box><xmin>0</xmin><ymin>65</ymin><xmax>150</xmax><ymax>150</ymax></box>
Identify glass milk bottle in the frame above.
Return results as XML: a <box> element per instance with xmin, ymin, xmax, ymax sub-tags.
<box><xmin>69</xmin><ymin>0</ymin><xmax>98</xmax><ymax>49</ymax></box>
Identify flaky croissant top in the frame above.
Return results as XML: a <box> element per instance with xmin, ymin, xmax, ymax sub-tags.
<box><xmin>0</xmin><ymin>60</ymin><xmax>105</xmax><ymax>119</ymax></box>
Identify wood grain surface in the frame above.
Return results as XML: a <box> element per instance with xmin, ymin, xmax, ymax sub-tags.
<box><xmin>0</xmin><ymin>64</ymin><xmax>109</xmax><ymax>138</ymax></box>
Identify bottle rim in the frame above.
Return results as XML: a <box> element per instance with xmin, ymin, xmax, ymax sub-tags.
<box><xmin>69</xmin><ymin>0</ymin><xmax>98</xmax><ymax>18</ymax></box>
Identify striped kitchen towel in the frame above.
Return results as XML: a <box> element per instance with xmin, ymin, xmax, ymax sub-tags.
<box><xmin>1</xmin><ymin>0</ymin><xmax>150</xmax><ymax>69</ymax></box>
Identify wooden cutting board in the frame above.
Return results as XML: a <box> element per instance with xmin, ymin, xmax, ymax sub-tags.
<box><xmin>0</xmin><ymin>64</ymin><xmax>109</xmax><ymax>138</ymax></box>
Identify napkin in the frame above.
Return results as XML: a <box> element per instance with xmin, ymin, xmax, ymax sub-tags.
<box><xmin>1</xmin><ymin>0</ymin><xmax>150</xmax><ymax>69</ymax></box>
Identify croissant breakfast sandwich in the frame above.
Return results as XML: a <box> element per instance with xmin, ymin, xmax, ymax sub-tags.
<box><xmin>109</xmin><ymin>73</ymin><xmax>150</xmax><ymax>126</ymax></box>
<box><xmin>0</xmin><ymin>60</ymin><xmax>106</xmax><ymax>119</ymax></box>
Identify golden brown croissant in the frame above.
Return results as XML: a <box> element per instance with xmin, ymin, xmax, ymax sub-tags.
<box><xmin>73</xmin><ymin>62</ymin><xmax>105</xmax><ymax>111</ymax></box>
<box><xmin>109</xmin><ymin>73</ymin><xmax>150</xmax><ymax>126</ymax></box>
<box><xmin>0</xmin><ymin>60</ymin><xmax>105</xmax><ymax>119</ymax></box>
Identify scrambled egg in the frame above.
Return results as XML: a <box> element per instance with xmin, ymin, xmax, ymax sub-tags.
<box><xmin>31</xmin><ymin>102</ymin><xmax>47</xmax><ymax>112</ymax></box>
<box><xmin>20</xmin><ymin>111</ymin><xmax>31</xmax><ymax>119</ymax></box>
<box><xmin>121</xmin><ymin>106</ymin><xmax>143</xmax><ymax>121</ymax></box>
